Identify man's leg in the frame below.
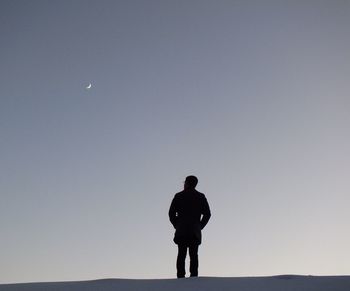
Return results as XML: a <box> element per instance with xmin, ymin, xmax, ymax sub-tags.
<box><xmin>189</xmin><ymin>244</ymin><xmax>199</xmax><ymax>277</ymax></box>
<box><xmin>176</xmin><ymin>244</ymin><xmax>187</xmax><ymax>278</ymax></box>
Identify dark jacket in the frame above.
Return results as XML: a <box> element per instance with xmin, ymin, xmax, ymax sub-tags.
<box><xmin>169</xmin><ymin>189</ymin><xmax>211</xmax><ymax>245</ymax></box>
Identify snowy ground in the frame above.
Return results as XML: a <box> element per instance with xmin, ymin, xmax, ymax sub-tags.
<box><xmin>1</xmin><ymin>276</ymin><xmax>350</xmax><ymax>291</ymax></box>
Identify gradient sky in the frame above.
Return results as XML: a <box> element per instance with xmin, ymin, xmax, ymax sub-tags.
<box><xmin>1</xmin><ymin>0</ymin><xmax>350</xmax><ymax>284</ymax></box>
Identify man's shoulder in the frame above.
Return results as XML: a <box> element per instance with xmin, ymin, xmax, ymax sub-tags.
<box><xmin>174</xmin><ymin>190</ymin><xmax>206</xmax><ymax>198</ymax></box>
<box><xmin>195</xmin><ymin>190</ymin><xmax>207</xmax><ymax>199</ymax></box>
<box><xmin>174</xmin><ymin>190</ymin><xmax>185</xmax><ymax>198</ymax></box>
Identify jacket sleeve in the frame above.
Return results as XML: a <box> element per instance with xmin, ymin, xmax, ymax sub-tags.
<box><xmin>168</xmin><ymin>196</ymin><xmax>177</xmax><ymax>228</ymax></box>
<box><xmin>200</xmin><ymin>196</ymin><xmax>211</xmax><ymax>230</ymax></box>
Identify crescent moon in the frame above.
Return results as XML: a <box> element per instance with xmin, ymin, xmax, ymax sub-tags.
<box><xmin>86</xmin><ymin>83</ymin><xmax>92</xmax><ymax>89</ymax></box>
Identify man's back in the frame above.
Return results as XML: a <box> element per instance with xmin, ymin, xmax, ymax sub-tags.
<box><xmin>169</xmin><ymin>189</ymin><xmax>211</xmax><ymax>245</ymax></box>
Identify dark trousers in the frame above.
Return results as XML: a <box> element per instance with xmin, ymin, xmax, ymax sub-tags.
<box><xmin>176</xmin><ymin>243</ymin><xmax>199</xmax><ymax>278</ymax></box>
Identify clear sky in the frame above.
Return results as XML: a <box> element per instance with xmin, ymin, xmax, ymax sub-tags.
<box><xmin>1</xmin><ymin>0</ymin><xmax>350</xmax><ymax>284</ymax></box>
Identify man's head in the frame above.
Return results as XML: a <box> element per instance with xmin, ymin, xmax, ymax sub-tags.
<box><xmin>184</xmin><ymin>175</ymin><xmax>198</xmax><ymax>190</ymax></box>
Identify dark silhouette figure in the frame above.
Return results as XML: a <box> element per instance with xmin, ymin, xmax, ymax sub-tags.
<box><xmin>169</xmin><ymin>175</ymin><xmax>211</xmax><ymax>278</ymax></box>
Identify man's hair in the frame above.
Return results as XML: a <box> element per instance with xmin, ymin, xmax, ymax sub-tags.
<box><xmin>185</xmin><ymin>175</ymin><xmax>198</xmax><ymax>188</ymax></box>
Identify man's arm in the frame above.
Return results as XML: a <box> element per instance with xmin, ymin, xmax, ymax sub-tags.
<box><xmin>168</xmin><ymin>196</ymin><xmax>177</xmax><ymax>228</ymax></box>
<box><xmin>200</xmin><ymin>196</ymin><xmax>211</xmax><ymax>230</ymax></box>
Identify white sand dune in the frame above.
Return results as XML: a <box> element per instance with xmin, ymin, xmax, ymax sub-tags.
<box><xmin>1</xmin><ymin>276</ymin><xmax>350</xmax><ymax>291</ymax></box>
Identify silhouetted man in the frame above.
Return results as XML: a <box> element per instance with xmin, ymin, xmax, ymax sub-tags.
<box><xmin>169</xmin><ymin>175</ymin><xmax>211</xmax><ymax>278</ymax></box>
